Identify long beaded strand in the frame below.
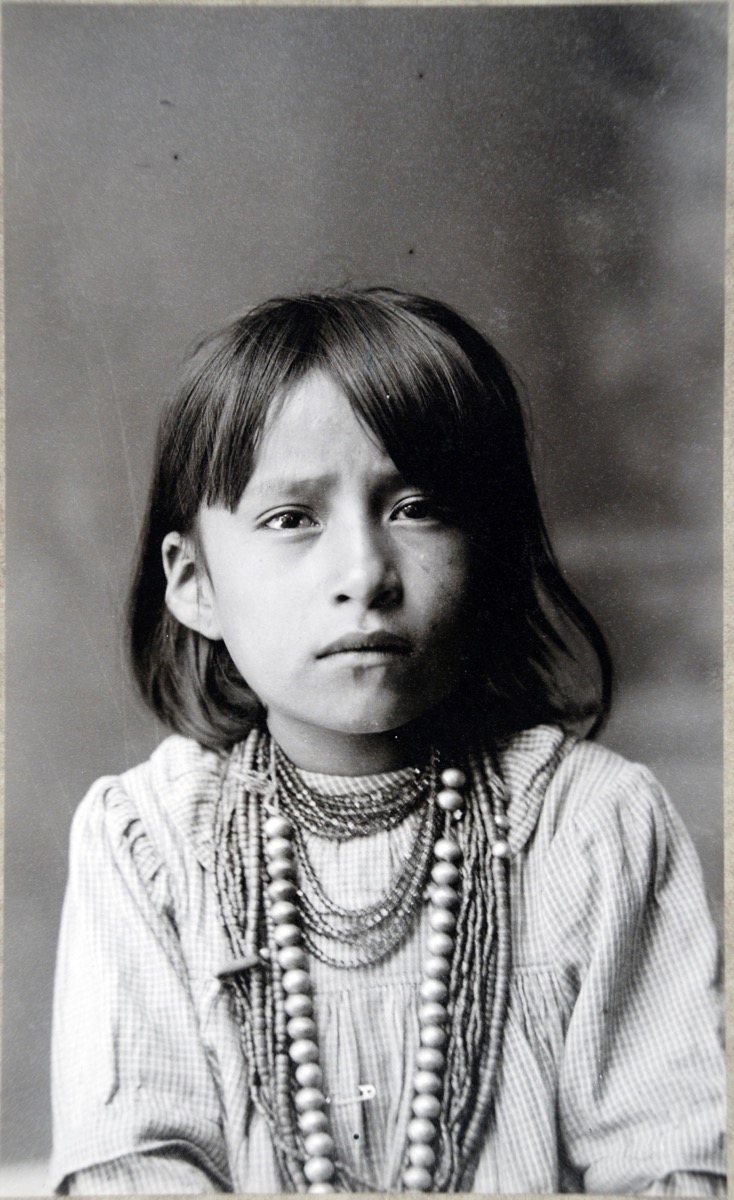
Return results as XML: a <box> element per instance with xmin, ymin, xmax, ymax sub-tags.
<box><xmin>263</xmin><ymin>804</ymin><xmax>339</xmax><ymax>1191</ymax></box>
<box><xmin>402</xmin><ymin>767</ymin><xmax>466</xmax><ymax>1190</ymax></box>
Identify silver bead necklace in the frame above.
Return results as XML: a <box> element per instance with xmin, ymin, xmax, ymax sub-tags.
<box><xmin>214</xmin><ymin>730</ymin><xmax>513</xmax><ymax>1193</ymax></box>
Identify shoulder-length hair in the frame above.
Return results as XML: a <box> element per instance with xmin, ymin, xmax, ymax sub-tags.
<box><xmin>128</xmin><ymin>287</ymin><xmax>612</xmax><ymax>749</ymax></box>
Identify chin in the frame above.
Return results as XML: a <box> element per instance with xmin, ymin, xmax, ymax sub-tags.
<box><xmin>324</xmin><ymin>700</ymin><xmax>437</xmax><ymax>738</ymax></box>
<box><xmin>323</xmin><ymin>714</ymin><xmax>406</xmax><ymax>737</ymax></box>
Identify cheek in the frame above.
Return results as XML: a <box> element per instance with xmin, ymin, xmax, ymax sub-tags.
<box><xmin>209</xmin><ymin>580</ymin><xmax>264</xmax><ymax>662</ymax></box>
<box><xmin>428</xmin><ymin>546</ymin><xmax>474</xmax><ymax>616</ymax></box>
<box><xmin>215</xmin><ymin>574</ymin><xmax>309</xmax><ymax>667</ymax></box>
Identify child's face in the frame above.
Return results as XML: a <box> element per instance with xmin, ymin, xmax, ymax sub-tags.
<box><xmin>189</xmin><ymin>372</ymin><xmax>473</xmax><ymax>769</ymax></box>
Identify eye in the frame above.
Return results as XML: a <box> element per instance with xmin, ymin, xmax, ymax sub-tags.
<box><xmin>263</xmin><ymin>510</ymin><xmax>318</xmax><ymax>531</ymax></box>
<box><xmin>391</xmin><ymin>496</ymin><xmax>436</xmax><ymax>522</ymax></box>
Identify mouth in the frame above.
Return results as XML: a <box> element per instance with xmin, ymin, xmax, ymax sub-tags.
<box><xmin>316</xmin><ymin>631</ymin><xmax>412</xmax><ymax>659</ymax></box>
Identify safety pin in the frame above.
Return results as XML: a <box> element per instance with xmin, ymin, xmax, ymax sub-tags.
<box><xmin>328</xmin><ymin>1084</ymin><xmax>376</xmax><ymax>1107</ymax></box>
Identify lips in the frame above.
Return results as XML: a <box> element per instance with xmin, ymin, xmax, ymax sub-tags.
<box><xmin>316</xmin><ymin>631</ymin><xmax>412</xmax><ymax>659</ymax></box>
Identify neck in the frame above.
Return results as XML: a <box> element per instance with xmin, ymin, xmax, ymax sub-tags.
<box><xmin>265</xmin><ymin>713</ymin><xmax>433</xmax><ymax>775</ymax></box>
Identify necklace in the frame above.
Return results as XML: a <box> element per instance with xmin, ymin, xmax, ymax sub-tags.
<box><xmin>273</xmin><ymin>747</ymin><xmax>439</xmax><ymax>968</ymax></box>
<box><xmin>273</xmin><ymin>742</ymin><xmax>432</xmax><ymax>839</ymax></box>
<box><xmin>214</xmin><ymin>729</ymin><xmax>512</xmax><ymax>1193</ymax></box>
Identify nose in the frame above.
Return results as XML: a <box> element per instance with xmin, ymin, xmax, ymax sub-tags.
<box><xmin>329</xmin><ymin>520</ymin><xmax>402</xmax><ymax>611</ymax></box>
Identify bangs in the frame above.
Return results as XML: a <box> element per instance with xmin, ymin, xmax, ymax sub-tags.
<box><xmin>198</xmin><ymin>290</ymin><xmax>507</xmax><ymax>530</ymax></box>
<box><xmin>311</xmin><ymin>298</ymin><xmax>489</xmax><ymax>520</ymax></box>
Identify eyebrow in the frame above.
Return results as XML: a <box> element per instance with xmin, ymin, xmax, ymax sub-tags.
<box><xmin>245</xmin><ymin>467</ymin><xmax>408</xmax><ymax>499</ymax></box>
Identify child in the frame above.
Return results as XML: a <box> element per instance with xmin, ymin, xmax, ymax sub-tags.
<box><xmin>51</xmin><ymin>288</ymin><xmax>725</xmax><ymax>1195</ymax></box>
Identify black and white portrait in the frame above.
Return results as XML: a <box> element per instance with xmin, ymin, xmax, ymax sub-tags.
<box><xmin>2</xmin><ymin>4</ymin><xmax>726</xmax><ymax>1194</ymax></box>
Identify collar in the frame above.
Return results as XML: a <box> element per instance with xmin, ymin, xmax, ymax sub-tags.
<box><xmin>149</xmin><ymin>724</ymin><xmax>576</xmax><ymax>873</ymax></box>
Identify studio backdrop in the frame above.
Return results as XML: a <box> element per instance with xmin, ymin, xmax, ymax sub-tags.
<box><xmin>2</xmin><ymin>2</ymin><xmax>726</xmax><ymax>1175</ymax></box>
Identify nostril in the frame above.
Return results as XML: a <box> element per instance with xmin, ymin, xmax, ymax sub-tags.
<box><xmin>333</xmin><ymin>581</ymin><xmax>401</xmax><ymax>609</ymax></box>
<box><xmin>373</xmin><ymin>583</ymin><xmax>402</xmax><ymax>610</ymax></box>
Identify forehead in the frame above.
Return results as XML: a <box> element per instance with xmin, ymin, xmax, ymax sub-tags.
<box><xmin>250</xmin><ymin>371</ymin><xmax>395</xmax><ymax>485</ymax></box>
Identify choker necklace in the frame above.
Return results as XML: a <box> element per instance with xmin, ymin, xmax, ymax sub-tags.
<box><xmin>214</xmin><ymin>729</ymin><xmax>512</xmax><ymax>1193</ymax></box>
<box><xmin>273</xmin><ymin>742</ymin><xmax>432</xmax><ymax>840</ymax></box>
<box><xmin>273</xmin><ymin>744</ymin><xmax>439</xmax><ymax>968</ymax></box>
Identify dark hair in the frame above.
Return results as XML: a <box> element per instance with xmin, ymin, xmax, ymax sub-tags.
<box><xmin>128</xmin><ymin>287</ymin><xmax>612</xmax><ymax>749</ymax></box>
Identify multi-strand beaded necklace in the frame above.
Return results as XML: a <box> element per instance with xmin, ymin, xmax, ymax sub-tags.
<box><xmin>213</xmin><ymin>726</ymin><xmax>512</xmax><ymax>1193</ymax></box>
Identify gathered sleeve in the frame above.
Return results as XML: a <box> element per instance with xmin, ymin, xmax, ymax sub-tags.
<box><xmin>50</xmin><ymin>778</ymin><xmax>232</xmax><ymax>1194</ymax></box>
<box><xmin>548</xmin><ymin>762</ymin><xmax>726</xmax><ymax>1195</ymax></box>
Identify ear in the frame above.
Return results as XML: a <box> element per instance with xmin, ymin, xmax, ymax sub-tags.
<box><xmin>161</xmin><ymin>532</ymin><xmax>223</xmax><ymax>641</ymax></box>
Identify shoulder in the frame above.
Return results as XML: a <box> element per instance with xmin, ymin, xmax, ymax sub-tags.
<box><xmin>549</xmin><ymin>738</ymin><xmax>679</xmax><ymax>860</ymax></box>
<box><xmin>71</xmin><ymin>735</ymin><xmax>231</xmax><ymax>879</ymax></box>
<box><xmin>505</xmin><ymin>730</ymin><xmax>718</xmax><ymax>975</ymax></box>
<box><xmin>522</xmin><ymin>733</ymin><xmax>708</xmax><ymax>922</ymax></box>
<box><xmin>500</xmin><ymin>726</ymin><xmax>695</xmax><ymax>886</ymax></box>
<box><xmin>498</xmin><ymin>726</ymin><xmax>661</xmax><ymax>845</ymax></box>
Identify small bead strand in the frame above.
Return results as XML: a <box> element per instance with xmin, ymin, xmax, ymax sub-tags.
<box><xmin>460</xmin><ymin>755</ymin><xmax>512</xmax><ymax>1174</ymax></box>
<box><xmin>244</xmin><ymin>787</ymin><xmax>263</xmax><ymax>959</ymax></box>
<box><xmin>248</xmin><ymin>779</ymin><xmax>274</xmax><ymax>1122</ymax></box>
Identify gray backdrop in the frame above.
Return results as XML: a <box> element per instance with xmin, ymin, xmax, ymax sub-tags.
<box><xmin>3</xmin><ymin>3</ymin><xmax>726</xmax><ymax>1170</ymax></box>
